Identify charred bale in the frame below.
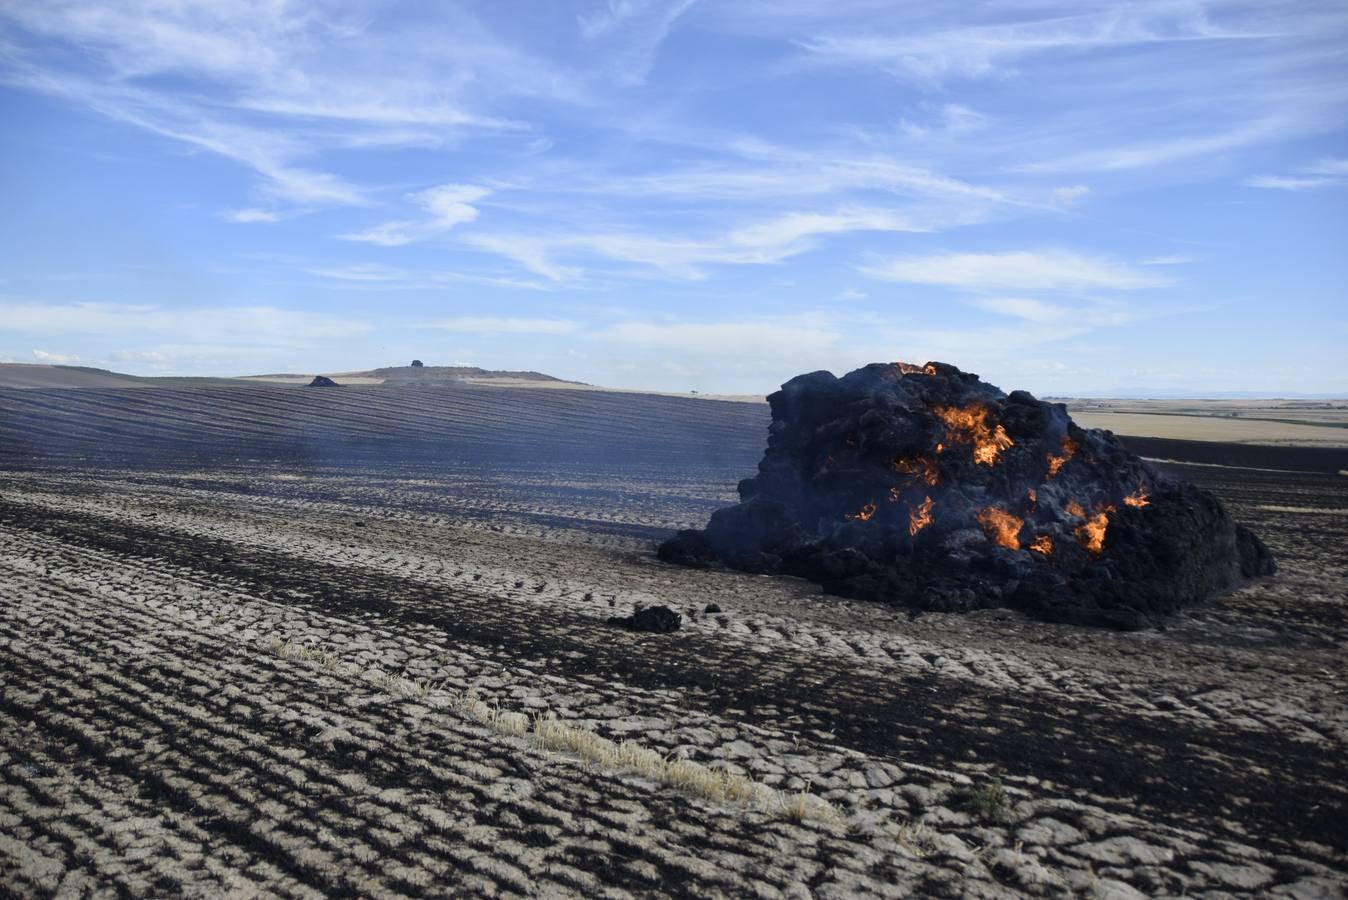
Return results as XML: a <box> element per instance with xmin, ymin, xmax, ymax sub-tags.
<box><xmin>658</xmin><ymin>361</ymin><xmax>1274</xmax><ymax>630</ymax></box>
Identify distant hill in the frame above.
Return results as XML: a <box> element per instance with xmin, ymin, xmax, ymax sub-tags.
<box><xmin>349</xmin><ymin>365</ymin><xmax>568</xmax><ymax>383</ymax></box>
<box><xmin>0</xmin><ymin>364</ymin><xmax>146</xmax><ymax>389</ymax></box>
<box><xmin>0</xmin><ymin>364</ymin><xmax>246</xmax><ymax>389</ymax></box>
<box><xmin>239</xmin><ymin>364</ymin><xmax>578</xmax><ymax>386</ymax></box>
<box><xmin>0</xmin><ymin>362</ymin><xmax>576</xmax><ymax>390</ymax></box>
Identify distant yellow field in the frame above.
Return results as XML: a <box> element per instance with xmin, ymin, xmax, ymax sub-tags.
<box><xmin>1070</xmin><ymin>411</ymin><xmax>1348</xmax><ymax>447</ymax></box>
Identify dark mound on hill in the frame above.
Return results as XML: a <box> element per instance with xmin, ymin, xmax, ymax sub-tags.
<box><xmin>659</xmin><ymin>362</ymin><xmax>1274</xmax><ymax>630</ymax></box>
<box><xmin>307</xmin><ymin>375</ymin><xmax>340</xmax><ymax>387</ymax></box>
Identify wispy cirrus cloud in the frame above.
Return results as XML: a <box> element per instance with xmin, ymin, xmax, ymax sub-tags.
<box><xmin>2</xmin><ymin>2</ymin><xmax>1345</xmax><ymax>394</ymax></box>
<box><xmin>222</xmin><ymin>208</ymin><xmax>283</xmax><ymax>224</ymax></box>
<box><xmin>1019</xmin><ymin>118</ymin><xmax>1292</xmax><ymax>174</ymax></box>
<box><xmin>1244</xmin><ymin>157</ymin><xmax>1348</xmax><ymax>190</ymax></box>
<box><xmin>969</xmin><ymin>297</ymin><xmax>1070</xmax><ymax>323</ymax></box>
<box><xmin>0</xmin><ymin>64</ymin><xmax>370</xmax><ymax>206</ymax></box>
<box><xmin>797</xmin><ymin>5</ymin><xmax>1287</xmax><ymax>82</ymax></box>
<box><xmin>427</xmin><ymin>317</ymin><xmax>580</xmax><ymax>335</ymax></box>
<box><xmin>338</xmin><ymin>184</ymin><xmax>491</xmax><ymax>246</ymax></box>
<box><xmin>0</xmin><ymin>1</ymin><xmax>549</xmax><ymax>213</ymax></box>
<box><xmin>465</xmin><ymin>205</ymin><xmax>932</xmax><ymax>281</ymax></box>
<box><xmin>863</xmin><ymin>250</ymin><xmax>1168</xmax><ymax>292</ymax></box>
<box><xmin>0</xmin><ymin>301</ymin><xmax>371</xmax><ymax>344</ymax></box>
<box><xmin>578</xmin><ymin>0</ymin><xmax>698</xmax><ymax>85</ymax></box>
<box><xmin>306</xmin><ymin>263</ymin><xmax>549</xmax><ymax>292</ymax></box>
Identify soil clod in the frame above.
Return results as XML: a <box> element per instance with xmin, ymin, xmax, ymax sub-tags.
<box><xmin>607</xmin><ymin>604</ymin><xmax>683</xmax><ymax>633</ymax></box>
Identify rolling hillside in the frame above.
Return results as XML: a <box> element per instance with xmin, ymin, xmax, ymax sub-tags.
<box><xmin>0</xmin><ymin>382</ymin><xmax>769</xmax><ymax>468</ymax></box>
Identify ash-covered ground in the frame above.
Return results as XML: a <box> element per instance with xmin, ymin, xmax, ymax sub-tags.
<box><xmin>1</xmin><ymin>383</ymin><xmax>1345</xmax><ymax>897</ymax></box>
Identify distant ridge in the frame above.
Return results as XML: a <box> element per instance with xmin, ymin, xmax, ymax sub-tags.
<box><xmin>347</xmin><ymin>365</ymin><xmax>569</xmax><ymax>383</ymax></box>
<box><xmin>0</xmin><ymin>364</ymin><xmax>243</xmax><ymax>389</ymax></box>
<box><xmin>0</xmin><ymin>362</ymin><xmax>578</xmax><ymax>390</ymax></box>
<box><xmin>238</xmin><ymin>363</ymin><xmax>578</xmax><ymax>385</ymax></box>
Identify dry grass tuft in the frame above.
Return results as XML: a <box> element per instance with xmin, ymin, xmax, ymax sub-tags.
<box><xmin>526</xmin><ymin>713</ymin><xmax>843</xmax><ymax>823</ymax></box>
<box><xmin>265</xmin><ymin>635</ymin><xmax>844</xmax><ymax>827</ymax></box>
<box><xmin>890</xmin><ymin>820</ymin><xmax>934</xmax><ymax>856</ymax></box>
<box><xmin>268</xmin><ymin>636</ymin><xmax>341</xmax><ymax>672</ymax></box>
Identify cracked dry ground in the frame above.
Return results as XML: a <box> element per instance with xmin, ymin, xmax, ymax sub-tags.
<box><xmin>1</xmin><ymin>457</ymin><xmax>1344</xmax><ymax>898</ymax></box>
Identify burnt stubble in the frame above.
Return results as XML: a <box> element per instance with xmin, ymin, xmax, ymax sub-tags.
<box><xmin>0</xmin><ymin>383</ymin><xmax>1343</xmax><ymax>897</ymax></box>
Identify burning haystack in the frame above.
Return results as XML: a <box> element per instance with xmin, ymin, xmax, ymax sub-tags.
<box><xmin>659</xmin><ymin>362</ymin><xmax>1274</xmax><ymax>630</ymax></box>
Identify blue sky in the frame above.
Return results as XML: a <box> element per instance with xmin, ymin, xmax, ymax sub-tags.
<box><xmin>1</xmin><ymin>1</ymin><xmax>1345</xmax><ymax>394</ymax></box>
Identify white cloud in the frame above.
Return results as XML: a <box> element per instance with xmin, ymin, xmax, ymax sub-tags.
<box><xmin>799</xmin><ymin>7</ymin><xmax>1285</xmax><ymax>82</ymax></box>
<box><xmin>578</xmin><ymin>0</ymin><xmax>698</xmax><ymax>85</ymax></box>
<box><xmin>728</xmin><ymin>208</ymin><xmax>924</xmax><ymax>248</ymax></box>
<box><xmin>535</xmin><ymin>138</ymin><xmax>1012</xmax><ymax>209</ymax></box>
<box><xmin>306</xmin><ymin>262</ymin><xmax>550</xmax><ymax>292</ymax></box>
<box><xmin>1142</xmin><ymin>255</ymin><xmax>1197</xmax><ymax>266</ymax></box>
<box><xmin>0</xmin><ymin>68</ymin><xmax>371</xmax><ymax>206</ymax></box>
<box><xmin>222</xmin><ymin>208</ymin><xmax>281</xmax><ymax>224</ymax></box>
<box><xmin>900</xmin><ymin>103</ymin><xmax>989</xmax><ymax>138</ymax></box>
<box><xmin>863</xmin><ymin>250</ymin><xmax>1168</xmax><ymax>292</ymax></box>
<box><xmin>1020</xmin><ymin>118</ymin><xmax>1289</xmax><ymax>174</ymax></box>
<box><xmin>31</xmin><ymin>348</ymin><xmax>80</xmax><ymax>363</ymax></box>
<box><xmin>0</xmin><ymin>2</ymin><xmax>554</xmax><ymax>213</ymax></box>
<box><xmin>427</xmin><ymin>317</ymin><xmax>579</xmax><ymax>335</ymax></box>
<box><xmin>0</xmin><ymin>302</ymin><xmax>372</xmax><ymax>344</ymax></box>
<box><xmin>583</xmin><ymin>305</ymin><xmax>1166</xmax><ymax>394</ymax></box>
<box><xmin>467</xmin><ymin>205</ymin><xmax>931</xmax><ymax>281</ymax></box>
<box><xmin>602</xmin><ymin>320</ymin><xmax>838</xmax><ymax>355</ymax></box>
<box><xmin>1243</xmin><ymin>151</ymin><xmax>1348</xmax><ymax>192</ymax></box>
<box><xmin>420</xmin><ymin>184</ymin><xmax>490</xmax><ymax>224</ymax></box>
<box><xmin>1051</xmin><ymin>185</ymin><xmax>1089</xmax><ymax>205</ymax></box>
<box><xmin>459</xmin><ymin>236</ymin><xmax>585</xmax><ymax>283</ymax></box>
<box><xmin>107</xmin><ymin>349</ymin><xmax>166</xmax><ymax>366</ymax></box>
<box><xmin>969</xmin><ymin>297</ymin><xmax>1069</xmax><ymax>323</ymax></box>
<box><xmin>307</xmin><ymin>264</ymin><xmax>403</xmax><ymax>282</ymax></box>
<box><xmin>1305</xmin><ymin>157</ymin><xmax>1348</xmax><ymax>176</ymax></box>
<box><xmin>335</xmin><ymin>222</ymin><xmax>421</xmax><ymax>248</ymax></box>
<box><xmin>1243</xmin><ymin>174</ymin><xmax>1343</xmax><ymax>191</ymax></box>
<box><xmin>339</xmin><ymin>183</ymin><xmax>490</xmax><ymax>246</ymax></box>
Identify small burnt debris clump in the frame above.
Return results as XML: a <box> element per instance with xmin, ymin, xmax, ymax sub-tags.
<box><xmin>659</xmin><ymin>362</ymin><xmax>1274</xmax><ymax>630</ymax></box>
<box><xmin>307</xmin><ymin>375</ymin><xmax>340</xmax><ymax>387</ymax></box>
<box><xmin>607</xmin><ymin>605</ymin><xmax>682</xmax><ymax>633</ymax></box>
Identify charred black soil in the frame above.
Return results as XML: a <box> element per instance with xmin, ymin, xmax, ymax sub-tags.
<box><xmin>1</xmin><ymin>384</ymin><xmax>1344</xmax><ymax>897</ymax></box>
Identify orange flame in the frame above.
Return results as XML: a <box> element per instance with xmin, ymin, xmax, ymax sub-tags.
<box><xmin>895</xmin><ymin>361</ymin><xmax>937</xmax><ymax>375</ymax></box>
<box><xmin>908</xmin><ymin>495</ymin><xmax>935</xmax><ymax>536</ymax></box>
<box><xmin>1027</xmin><ymin>488</ymin><xmax>1037</xmax><ymax>504</ymax></box>
<box><xmin>1075</xmin><ymin>505</ymin><xmax>1115</xmax><ymax>556</ymax></box>
<box><xmin>933</xmin><ymin>405</ymin><xmax>1014</xmax><ymax>466</ymax></box>
<box><xmin>1029</xmin><ymin>534</ymin><xmax>1054</xmax><ymax>556</ymax></box>
<box><xmin>1065</xmin><ymin>499</ymin><xmax>1086</xmax><ymax>518</ymax></box>
<box><xmin>893</xmin><ymin>456</ymin><xmax>939</xmax><ymax>486</ymax></box>
<box><xmin>1046</xmin><ymin>436</ymin><xmax>1076</xmax><ymax>479</ymax></box>
<box><xmin>976</xmin><ymin>506</ymin><xmax>1023</xmax><ymax>550</ymax></box>
<box><xmin>1123</xmin><ymin>486</ymin><xmax>1150</xmax><ymax>508</ymax></box>
<box><xmin>847</xmin><ymin>501</ymin><xmax>878</xmax><ymax>522</ymax></box>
